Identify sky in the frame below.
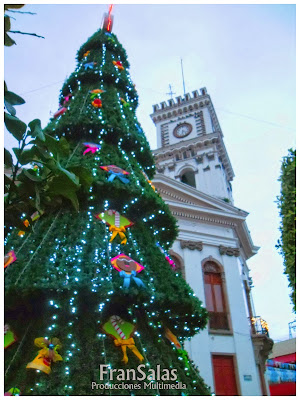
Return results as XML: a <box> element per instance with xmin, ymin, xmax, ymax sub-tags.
<box><xmin>4</xmin><ymin>2</ymin><xmax>296</xmax><ymax>342</ymax></box>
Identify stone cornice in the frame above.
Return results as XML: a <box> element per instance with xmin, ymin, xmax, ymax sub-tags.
<box><xmin>152</xmin><ymin>175</ymin><xmax>259</xmax><ymax>259</ymax></box>
<box><xmin>171</xmin><ymin>209</ymin><xmax>237</xmax><ymax>227</ymax></box>
<box><xmin>153</xmin><ymin>174</ymin><xmax>246</xmax><ymax>215</ymax></box>
<box><xmin>153</xmin><ymin>133</ymin><xmax>234</xmax><ymax>182</ymax></box>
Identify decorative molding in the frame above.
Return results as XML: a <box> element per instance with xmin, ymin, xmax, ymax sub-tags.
<box><xmin>219</xmin><ymin>245</ymin><xmax>240</xmax><ymax>257</ymax></box>
<box><xmin>167</xmin><ymin>163</ymin><xmax>176</xmax><ymax>171</ymax></box>
<box><xmin>180</xmin><ymin>240</ymin><xmax>203</xmax><ymax>251</ymax></box>
<box><xmin>195</xmin><ymin>155</ymin><xmax>204</xmax><ymax>164</ymax></box>
<box><xmin>172</xmin><ymin>210</ymin><xmax>237</xmax><ymax>227</ymax></box>
<box><xmin>156</xmin><ymin>188</ymin><xmax>198</xmax><ymax>205</ymax></box>
<box><xmin>156</xmin><ymin>165</ymin><xmax>165</xmax><ymax>173</ymax></box>
<box><xmin>252</xmin><ymin>335</ymin><xmax>274</xmax><ymax>372</ymax></box>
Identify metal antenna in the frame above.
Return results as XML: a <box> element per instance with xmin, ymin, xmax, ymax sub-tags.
<box><xmin>181</xmin><ymin>58</ymin><xmax>186</xmax><ymax>95</ymax></box>
<box><xmin>166</xmin><ymin>84</ymin><xmax>176</xmax><ymax>99</ymax></box>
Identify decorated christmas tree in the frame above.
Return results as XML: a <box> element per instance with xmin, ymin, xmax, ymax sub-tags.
<box><xmin>4</xmin><ymin>9</ymin><xmax>210</xmax><ymax>396</ymax></box>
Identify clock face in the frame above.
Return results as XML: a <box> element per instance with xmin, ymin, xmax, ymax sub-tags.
<box><xmin>173</xmin><ymin>122</ymin><xmax>192</xmax><ymax>138</ymax></box>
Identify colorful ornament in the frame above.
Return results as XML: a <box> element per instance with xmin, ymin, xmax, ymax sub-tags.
<box><xmin>95</xmin><ymin>210</ymin><xmax>133</xmax><ymax>245</ymax></box>
<box><xmin>53</xmin><ymin>107</ymin><xmax>67</xmax><ymax>119</ymax></box>
<box><xmin>91</xmin><ymin>98</ymin><xmax>102</xmax><ymax>108</ymax></box>
<box><xmin>102</xmin><ymin>315</ymin><xmax>144</xmax><ymax>364</ymax></box>
<box><xmin>4</xmin><ymin>250</ymin><xmax>16</xmax><ymax>269</ymax></box>
<box><xmin>165</xmin><ymin>328</ymin><xmax>182</xmax><ymax>349</ymax></box>
<box><xmin>83</xmin><ymin>50</ymin><xmax>90</xmax><ymax>57</ymax></box>
<box><xmin>62</xmin><ymin>93</ymin><xmax>72</xmax><ymax>105</ymax></box>
<box><xmin>156</xmin><ymin>243</ymin><xmax>176</xmax><ymax>270</ymax></box>
<box><xmin>142</xmin><ymin>171</ymin><xmax>155</xmax><ymax>191</ymax></box>
<box><xmin>18</xmin><ymin>211</ymin><xmax>43</xmax><ymax>236</ymax></box>
<box><xmin>120</xmin><ymin>97</ymin><xmax>130</xmax><ymax>108</ymax></box>
<box><xmin>4</xmin><ymin>324</ymin><xmax>17</xmax><ymax>349</ymax></box>
<box><xmin>4</xmin><ymin>388</ymin><xmax>21</xmax><ymax>396</ymax></box>
<box><xmin>165</xmin><ymin>328</ymin><xmax>190</xmax><ymax>369</ymax></box>
<box><xmin>111</xmin><ymin>254</ymin><xmax>146</xmax><ymax>289</ymax></box>
<box><xmin>100</xmin><ymin>165</ymin><xmax>130</xmax><ymax>183</ymax></box>
<box><xmin>90</xmin><ymin>89</ymin><xmax>105</xmax><ymax>99</ymax></box>
<box><xmin>26</xmin><ymin>337</ymin><xmax>62</xmax><ymax>375</ymax></box>
<box><xmin>112</xmin><ymin>60</ymin><xmax>124</xmax><ymax>70</ymax></box>
<box><xmin>83</xmin><ymin>61</ymin><xmax>97</xmax><ymax>70</ymax></box>
<box><xmin>83</xmin><ymin>142</ymin><xmax>101</xmax><ymax>155</ymax></box>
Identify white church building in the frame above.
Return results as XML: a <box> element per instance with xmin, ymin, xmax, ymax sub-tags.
<box><xmin>150</xmin><ymin>88</ymin><xmax>273</xmax><ymax>396</ymax></box>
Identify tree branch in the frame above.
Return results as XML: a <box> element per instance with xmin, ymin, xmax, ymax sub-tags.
<box><xmin>9</xmin><ymin>30</ymin><xmax>45</xmax><ymax>39</ymax></box>
<box><xmin>6</xmin><ymin>10</ymin><xmax>37</xmax><ymax>15</ymax></box>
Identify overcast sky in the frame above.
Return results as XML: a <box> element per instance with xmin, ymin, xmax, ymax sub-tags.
<box><xmin>4</xmin><ymin>2</ymin><xmax>296</xmax><ymax>342</ymax></box>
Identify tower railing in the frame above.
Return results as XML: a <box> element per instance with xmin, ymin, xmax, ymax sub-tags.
<box><xmin>250</xmin><ymin>316</ymin><xmax>269</xmax><ymax>337</ymax></box>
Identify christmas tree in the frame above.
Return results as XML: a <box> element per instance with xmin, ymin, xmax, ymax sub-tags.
<box><xmin>4</xmin><ymin>9</ymin><xmax>210</xmax><ymax>396</ymax></box>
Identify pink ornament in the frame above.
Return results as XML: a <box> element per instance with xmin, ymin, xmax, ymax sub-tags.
<box><xmin>63</xmin><ymin>93</ymin><xmax>72</xmax><ymax>105</ymax></box>
<box><xmin>165</xmin><ymin>256</ymin><xmax>176</xmax><ymax>270</ymax></box>
<box><xmin>82</xmin><ymin>143</ymin><xmax>101</xmax><ymax>155</ymax></box>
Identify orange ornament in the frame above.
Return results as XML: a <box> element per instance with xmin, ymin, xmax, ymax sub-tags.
<box><xmin>83</xmin><ymin>50</ymin><xmax>90</xmax><ymax>57</ymax></box>
<box><xmin>113</xmin><ymin>60</ymin><xmax>124</xmax><ymax>71</ymax></box>
<box><xmin>90</xmin><ymin>89</ymin><xmax>104</xmax><ymax>94</ymax></box>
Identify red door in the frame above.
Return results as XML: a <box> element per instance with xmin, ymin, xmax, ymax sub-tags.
<box><xmin>212</xmin><ymin>355</ymin><xmax>238</xmax><ymax>396</ymax></box>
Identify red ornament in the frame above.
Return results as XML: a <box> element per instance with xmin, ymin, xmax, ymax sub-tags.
<box><xmin>91</xmin><ymin>98</ymin><xmax>102</xmax><ymax>108</ymax></box>
<box><xmin>113</xmin><ymin>61</ymin><xmax>124</xmax><ymax>71</ymax></box>
<box><xmin>53</xmin><ymin>107</ymin><xmax>67</xmax><ymax>119</ymax></box>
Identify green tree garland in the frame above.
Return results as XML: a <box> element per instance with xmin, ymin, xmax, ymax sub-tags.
<box><xmin>5</xmin><ymin>24</ymin><xmax>210</xmax><ymax>396</ymax></box>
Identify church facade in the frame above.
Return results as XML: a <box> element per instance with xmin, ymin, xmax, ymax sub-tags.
<box><xmin>150</xmin><ymin>88</ymin><xmax>273</xmax><ymax>395</ymax></box>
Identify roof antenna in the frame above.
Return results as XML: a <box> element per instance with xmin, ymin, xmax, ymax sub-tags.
<box><xmin>181</xmin><ymin>58</ymin><xmax>186</xmax><ymax>96</ymax></box>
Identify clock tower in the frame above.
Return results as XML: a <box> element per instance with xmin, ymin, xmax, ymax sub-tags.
<box><xmin>150</xmin><ymin>87</ymin><xmax>273</xmax><ymax>396</ymax></box>
<box><xmin>150</xmin><ymin>87</ymin><xmax>234</xmax><ymax>203</ymax></box>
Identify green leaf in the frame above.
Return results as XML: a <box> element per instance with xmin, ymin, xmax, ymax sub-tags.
<box><xmin>68</xmin><ymin>166</ymin><xmax>93</xmax><ymax>188</ymax></box>
<box><xmin>4</xmin><ymin>148</ymin><xmax>13</xmax><ymax>167</ymax></box>
<box><xmin>13</xmin><ymin>146</ymin><xmax>39</xmax><ymax>165</ymax></box>
<box><xmin>44</xmin><ymin>134</ymin><xmax>60</xmax><ymax>157</ymax></box>
<box><xmin>4</xmin><ymin>15</ymin><xmax>11</xmax><ymax>33</ymax></box>
<box><xmin>58</xmin><ymin>136</ymin><xmax>70</xmax><ymax>157</ymax></box>
<box><xmin>4</xmin><ymin>99</ymin><xmax>16</xmax><ymax>116</ymax></box>
<box><xmin>23</xmin><ymin>169</ymin><xmax>44</xmax><ymax>182</ymax></box>
<box><xmin>56</xmin><ymin>163</ymin><xmax>80</xmax><ymax>187</ymax></box>
<box><xmin>4</xmin><ymin>91</ymin><xmax>25</xmax><ymax>106</ymax></box>
<box><xmin>4</xmin><ymin>113</ymin><xmax>27</xmax><ymax>140</ymax></box>
<box><xmin>4</xmin><ymin>32</ymin><xmax>16</xmax><ymax>46</ymax></box>
<box><xmin>28</xmin><ymin>119</ymin><xmax>45</xmax><ymax>141</ymax></box>
<box><xmin>48</xmin><ymin>175</ymin><xmax>79</xmax><ymax>211</ymax></box>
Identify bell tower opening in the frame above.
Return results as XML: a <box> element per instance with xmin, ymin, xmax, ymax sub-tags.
<box><xmin>181</xmin><ymin>170</ymin><xmax>196</xmax><ymax>188</ymax></box>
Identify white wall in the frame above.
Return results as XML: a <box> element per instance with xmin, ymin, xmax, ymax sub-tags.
<box><xmin>171</xmin><ymin>227</ymin><xmax>262</xmax><ymax>395</ymax></box>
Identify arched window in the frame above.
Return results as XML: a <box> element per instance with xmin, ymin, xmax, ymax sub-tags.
<box><xmin>169</xmin><ymin>251</ymin><xmax>185</xmax><ymax>279</ymax></box>
<box><xmin>203</xmin><ymin>260</ymin><xmax>230</xmax><ymax>331</ymax></box>
<box><xmin>181</xmin><ymin>170</ymin><xmax>196</xmax><ymax>188</ymax></box>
